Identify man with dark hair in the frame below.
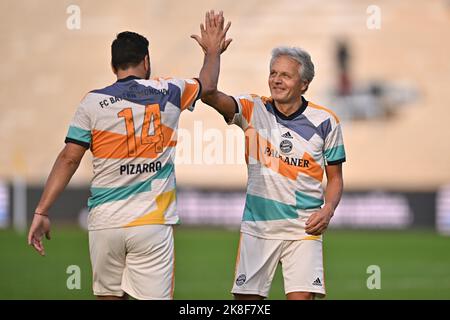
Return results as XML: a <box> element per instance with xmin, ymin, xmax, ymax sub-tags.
<box><xmin>28</xmin><ymin>11</ymin><xmax>231</xmax><ymax>300</ymax></box>
<box><xmin>111</xmin><ymin>31</ymin><xmax>150</xmax><ymax>75</ymax></box>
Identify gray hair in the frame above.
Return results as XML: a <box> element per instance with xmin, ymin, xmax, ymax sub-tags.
<box><xmin>270</xmin><ymin>46</ymin><xmax>315</xmax><ymax>84</ymax></box>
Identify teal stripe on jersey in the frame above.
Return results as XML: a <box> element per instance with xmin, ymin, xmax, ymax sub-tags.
<box><xmin>243</xmin><ymin>194</ymin><xmax>298</xmax><ymax>221</ymax></box>
<box><xmin>88</xmin><ymin>163</ymin><xmax>174</xmax><ymax>210</ymax></box>
<box><xmin>67</xmin><ymin>126</ymin><xmax>91</xmax><ymax>144</ymax></box>
<box><xmin>324</xmin><ymin>145</ymin><xmax>346</xmax><ymax>162</ymax></box>
<box><xmin>243</xmin><ymin>192</ymin><xmax>324</xmax><ymax>221</ymax></box>
<box><xmin>296</xmin><ymin>191</ymin><xmax>324</xmax><ymax>210</ymax></box>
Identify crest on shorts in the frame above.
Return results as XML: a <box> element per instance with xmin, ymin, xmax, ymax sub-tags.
<box><xmin>236</xmin><ymin>274</ymin><xmax>246</xmax><ymax>286</ymax></box>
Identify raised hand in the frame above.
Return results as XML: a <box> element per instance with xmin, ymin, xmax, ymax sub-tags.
<box><xmin>191</xmin><ymin>10</ymin><xmax>232</xmax><ymax>55</ymax></box>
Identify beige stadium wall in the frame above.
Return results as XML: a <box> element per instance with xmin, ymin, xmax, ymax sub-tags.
<box><xmin>1</xmin><ymin>0</ymin><xmax>450</xmax><ymax>191</ymax></box>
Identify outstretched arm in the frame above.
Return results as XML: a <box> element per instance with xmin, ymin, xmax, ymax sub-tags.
<box><xmin>28</xmin><ymin>142</ymin><xmax>87</xmax><ymax>256</ymax></box>
<box><xmin>191</xmin><ymin>11</ymin><xmax>237</xmax><ymax>122</ymax></box>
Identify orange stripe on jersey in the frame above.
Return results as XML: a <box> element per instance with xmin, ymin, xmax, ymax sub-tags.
<box><xmin>260</xmin><ymin>96</ymin><xmax>273</xmax><ymax>105</ymax></box>
<box><xmin>92</xmin><ymin>124</ymin><xmax>177</xmax><ymax>159</ymax></box>
<box><xmin>245</xmin><ymin>127</ymin><xmax>324</xmax><ymax>181</ymax></box>
<box><xmin>239</xmin><ymin>98</ymin><xmax>254</xmax><ymax>124</ymax></box>
<box><xmin>307</xmin><ymin>102</ymin><xmax>340</xmax><ymax>124</ymax></box>
<box><xmin>180</xmin><ymin>81</ymin><xmax>199</xmax><ymax>111</ymax></box>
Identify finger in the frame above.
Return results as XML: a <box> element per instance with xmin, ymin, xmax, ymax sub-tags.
<box><xmin>312</xmin><ymin>226</ymin><xmax>327</xmax><ymax>236</ymax></box>
<box><xmin>306</xmin><ymin>226</ymin><xmax>321</xmax><ymax>235</ymax></box>
<box><xmin>214</xmin><ymin>11</ymin><xmax>221</xmax><ymax>29</ymax></box>
<box><xmin>223</xmin><ymin>21</ymin><xmax>231</xmax><ymax>36</ymax></box>
<box><xmin>219</xmin><ymin>11</ymin><xmax>224</xmax><ymax>29</ymax></box>
<box><xmin>27</xmin><ymin>230</ymin><xmax>33</xmax><ymax>245</ymax></box>
<box><xmin>306</xmin><ymin>221</ymin><xmax>326</xmax><ymax>235</ymax></box>
<box><xmin>306</xmin><ymin>213</ymin><xmax>318</xmax><ymax>226</ymax></box>
<box><xmin>45</xmin><ymin>230</ymin><xmax>51</xmax><ymax>240</ymax></box>
<box><xmin>305</xmin><ymin>218</ymin><xmax>321</xmax><ymax>231</ymax></box>
<box><xmin>210</xmin><ymin>10</ymin><xmax>216</xmax><ymax>28</ymax></box>
<box><xmin>37</xmin><ymin>242</ymin><xmax>46</xmax><ymax>256</ymax></box>
<box><xmin>190</xmin><ymin>34</ymin><xmax>201</xmax><ymax>44</ymax></box>
<box><xmin>32</xmin><ymin>238</ymin><xmax>44</xmax><ymax>255</ymax></box>
<box><xmin>200</xmin><ymin>23</ymin><xmax>206</xmax><ymax>35</ymax></box>
<box><xmin>191</xmin><ymin>36</ymin><xmax>207</xmax><ymax>53</ymax></box>
<box><xmin>217</xmin><ymin>15</ymin><xmax>224</xmax><ymax>32</ymax></box>
<box><xmin>205</xmin><ymin>11</ymin><xmax>210</xmax><ymax>30</ymax></box>
<box><xmin>222</xmin><ymin>38</ymin><xmax>233</xmax><ymax>51</ymax></box>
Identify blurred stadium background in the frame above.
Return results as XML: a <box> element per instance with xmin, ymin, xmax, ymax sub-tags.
<box><xmin>1</xmin><ymin>0</ymin><xmax>450</xmax><ymax>299</ymax></box>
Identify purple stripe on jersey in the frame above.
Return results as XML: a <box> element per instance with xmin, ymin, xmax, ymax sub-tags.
<box><xmin>264</xmin><ymin>101</ymin><xmax>332</xmax><ymax>141</ymax></box>
<box><xmin>91</xmin><ymin>80</ymin><xmax>181</xmax><ymax>111</ymax></box>
<box><xmin>264</xmin><ymin>103</ymin><xmax>315</xmax><ymax>141</ymax></box>
<box><xmin>317</xmin><ymin>119</ymin><xmax>332</xmax><ymax>141</ymax></box>
<box><xmin>278</xmin><ymin>116</ymin><xmax>318</xmax><ymax>141</ymax></box>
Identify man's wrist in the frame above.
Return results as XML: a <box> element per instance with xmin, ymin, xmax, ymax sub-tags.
<box><xmin>34</xmin><ymin>209</ymin><xmax>49</xmax><ymax>217</ymax></box>
<box><xmin>205</xmin><ymin>48</ymin><xmax>221</xmax><ymax>56</ymax></box>
<box><xmin>323</xmin><ymin>204</ymin><xmax>335</xmax><ymax>217</ymax></box>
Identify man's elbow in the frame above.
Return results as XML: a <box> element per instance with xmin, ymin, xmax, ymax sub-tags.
<box><xmin>201</xmin><ymin>85</ymin><xmax>217</xmax><ymax>98</ymax></box>
<box><xmin>58</xmin><ymin>148</ymin><xmax>83</xmax><ymax>169</ymax></box>
<box><xmin>200</xmin><ymin>89</ymin><xmax>218</xmax><ymax>105</ymax></box>
<box><xmin>60</xmin><ymin>154</ymin><xmax>81</xmax><ymax>168</ymax></box>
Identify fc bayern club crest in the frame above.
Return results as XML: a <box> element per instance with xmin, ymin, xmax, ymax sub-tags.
<box><xmin>280</xmin><ymin>139</ymin><xmax>293</xmax><ymax>154</ymax></box>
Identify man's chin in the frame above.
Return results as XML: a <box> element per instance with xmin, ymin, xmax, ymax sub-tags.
<box><xmin>272</xmin><ymin>95</ymin><xmax>287</xmax><ymax>103</ymax></box>
<box><xmin>270</xmin><ymin>93</ymin><xmax>282</xmax><ymax>100</ymax></box>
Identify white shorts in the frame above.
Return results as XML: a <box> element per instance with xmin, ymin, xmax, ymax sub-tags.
<box><xmin>89</xmin><ymin>224</ymin><xmax>174</xmax><ymax>300</ymax></box>
<box><xmin>231</xmin><ymin>232</ymin><xmax>325</xmax><ymax>298</ymax></box>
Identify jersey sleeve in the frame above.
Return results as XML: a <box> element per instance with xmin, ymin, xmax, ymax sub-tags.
<box><xmin>323</xmin><ymin>118</ymin><xmax>346</xmax><ymax>165</ymax></box>
<box><xmin>167</xmin><ymin>78</ymin><xmax>201</xmax><ymax>112</ymax></box>
<box><xmin>228</xmin><ymin>94</ymin><xmax>256</xmax><ymax>131</ymax></box>
<box><xmin>65</xmin><ymin>98</ymin><xmax>92</xmax><ymax>149</ymax></box>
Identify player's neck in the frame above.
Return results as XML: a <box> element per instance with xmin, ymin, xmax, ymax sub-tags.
<box><xmin>116</xmin><ymin>68</ymin><xmax>146</xmax><ymax>81</ymax></box>
<box><xmin>274</xmin><ymin>97</ymin><xmax>303</xmax><ymax>117</ymax></box>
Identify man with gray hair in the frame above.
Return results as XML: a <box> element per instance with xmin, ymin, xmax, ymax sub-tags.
<box><xmin>197</xmin><ymin>45</ymin><xmax>346</xmax><ymax>300</ymax></box>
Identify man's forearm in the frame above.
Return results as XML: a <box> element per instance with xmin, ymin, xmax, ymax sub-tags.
<box><xmin>35</xmin><ymin>150</ymin><xmax>82</xmax><ymax>215</ymax></box>
<box><xmin>199</xmin><ymin>51</ymin><xmax>221</xmax><ymax>96</ymax></box>
<box><xmin>323</xmin><ymin>175</ymin><xmax>343</xmax><ymax>215</ymax></box>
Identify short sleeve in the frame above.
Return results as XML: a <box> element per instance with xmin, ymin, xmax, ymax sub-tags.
<box><xmin>228</xmin><ymin>94</ymin><xmax>256</xmax><ymax>131</ymax></box>
<box><xmin>323</xmin><ymin>121</ymin><xmax>346</xmax><ymax>165</ymax></box>
<box><xmin>167</xmin><ymin>78</ymin><xmax>201</xmax><ymax>112</ymax></box>
<box><xmin>65</xmin><ymin>98</ymin><xmax>92</xmax><ymax>149</ymax></box>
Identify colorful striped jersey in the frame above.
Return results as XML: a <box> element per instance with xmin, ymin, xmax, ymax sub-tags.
<box><xmin>65</xmin><ymin>76</ymin><xmax>201</xmax><ymax>231</ymax></box>
<box><xmin>230</xmin><ymin>94</ymin><xmax>346</xmax><ymax>240</ymax></box>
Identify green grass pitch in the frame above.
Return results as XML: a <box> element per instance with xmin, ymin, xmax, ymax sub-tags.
<box><xmin>1</xmin><ymin>227</ymin><xmax>449</xmax><ymax>299</ymax></box>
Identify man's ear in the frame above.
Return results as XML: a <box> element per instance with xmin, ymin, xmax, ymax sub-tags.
<box><xmin>301</xmin><ymin>81</ymin><xmax>309</xmax><ymax>94</ymax></box>
<box><xmin>111</xmin><ymin>63</ymin><xmax>118</xmax><ymax>75</ymax></box>
<box><xmin>144</xmin><ymin>54</ymin><xmax>150</xmax><ymax>70</ymax></box>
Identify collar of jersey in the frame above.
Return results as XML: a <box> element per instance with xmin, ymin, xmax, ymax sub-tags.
<box><xmin>116</xmin><ymin>75</ymin><xmax>142</xmax><ymax>83</ymax></box>
<box><xmin>270</xmin><ymin>96</ymin><xmax>308</xmax><ymax>121</ymax></box>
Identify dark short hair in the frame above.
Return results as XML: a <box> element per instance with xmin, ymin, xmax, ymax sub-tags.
<box><xmin>111</xmin><ymin>31</ymin><xmax>149</xmax><ymax>71</ymax></box>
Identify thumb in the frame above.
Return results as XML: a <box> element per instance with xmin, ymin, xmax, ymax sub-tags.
<box><xmin>190</xmin><ymin>35</ymin><xmax>201</xmax><ymax>43</ymax></box>
<box><xmin>223</xmin><ymin>38</ymin><xmax>233</xmax><ymax>51</ymax></box>
<box><xmin>27</xmin><ymin>232</ymin><xmax>33</xmax><ymax>245</ymax></box>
